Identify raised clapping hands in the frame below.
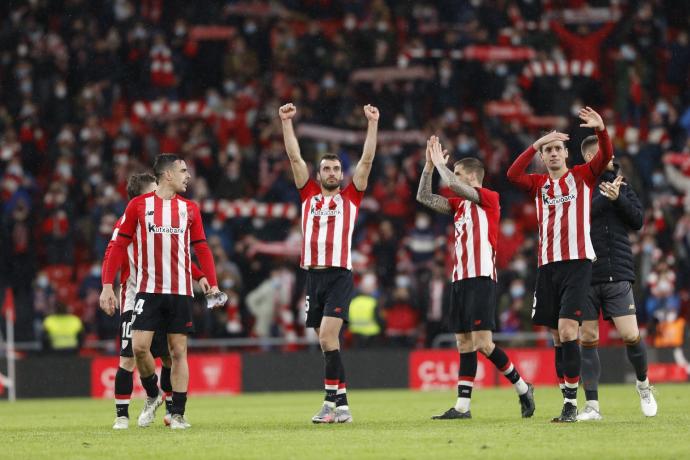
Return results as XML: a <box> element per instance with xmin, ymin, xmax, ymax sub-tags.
<box><xmin>363</xmin><ymin>104</ymin><xmax>379</xmax><ymax>122</ymax></box>
<box><xmin>279</xmin><ymin>103</ymin><xmax>297</xmax><ymax>121</ymax></box>
<box><xmin>429</xmin><ymin>136</ymin><xmax>449</xmax><ymax>168</ymax></box>
<box><xmin>578</xmin><ymin>106</ymin><xmax>605</xmax><ymax>131</ymax></box>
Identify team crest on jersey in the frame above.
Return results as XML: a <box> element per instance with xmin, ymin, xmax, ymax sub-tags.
<box><xmin>565</xmin><ymin>173</ymin><xmax>576</xmax><ymax>188</ymax></box>
<box><xmin>455</xmin><ymin>212</ymin><xmax>471</xmax><ymax>229</ymax></box>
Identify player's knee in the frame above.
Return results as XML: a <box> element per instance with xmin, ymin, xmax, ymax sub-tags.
<box><xmin>476</xmin><ymin>341</ymin><xmax>494</xmax><ymax>356</ymax></box>
<box><xmin>119</xmin><ymin>357</ymin><xmax>135</xmax><ymax>372</ymax></box>
<box><xmin>169</xmin><ymin>344</ymin><xmax>187</xmax><ymax>361</ymax></box>
<box><xmin>132</xmin><ymin>343</ymin><xmax>149</xmax><ymax>358</ymax></box>
<box><xmin>580</xmin><ymin>328</ymin><xmax>599</xmax><ymax>343</ymax></box>
<box><xmin>559</xmin><ymin>325</ymin><xmax>578</xmax><ymax>342</ymax></box>
<box><xmin>456</xmin><ymin>341</ymin><xmax>475</xmax><ymax>354</ymax></box>
<box><xmin>621</xmin><ymin>331</ymin><xmax>640</xmax><ymax>344</ymax></box>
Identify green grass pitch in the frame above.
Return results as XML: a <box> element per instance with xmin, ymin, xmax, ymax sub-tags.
<box><xmin>3</xmin><ymin>384</ymin><xmax>689</xmax><ymax>460</ymax></box>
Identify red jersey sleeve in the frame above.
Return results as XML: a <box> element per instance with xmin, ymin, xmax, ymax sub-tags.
<box><xmin>573</xmin><ymin>128</ymin><xmax>614</xmax><ymax>185</ymax></box>
<box><xmin>103</xmin><ymin>200</ymin><xmax>139</xmax><ymax>284</ymax></box>
<box><xmin>298</xmin><ymin>179</ymin><xmax>321</xmax><ymax>202</ymax></box>
<box><xmin>189</xmin><ymin>202</ymin><xmax>218</xmax><ymax>286</ymax></box>
<box><xmin>191</xmin><ymin>262</ymin><xmax>205</xmax><ymax>281</ymax></box>
<box><xmin>341</xmin><ymin>182</ymin><xmax>365</xmax><ymax>206</ymax></box>
<box><xmin>188</xmin><ymin>202</ymin><xmax>207</xmax><ymax>244</ymax></box>
<box><xmin>507</xmin><ymin>146</ymin><xmax>542</xmax><ymax>197</ymax></box>
<box><xmin>477</xmin><ymin>188</ymin><xmax>500</xmax><ymax>211</ymax></box>
<box><xmin>447</xmin><ymin>197</ymin><xmax>462</xmax><ymax>212</ymax></box>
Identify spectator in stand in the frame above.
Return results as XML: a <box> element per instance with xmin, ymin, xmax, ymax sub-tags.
<box><xmin>646</xmin><ymin>258</ymin><xmax>680</xmax><ymax>323</ymax></box>
<box><xmin>42</xmin><ymin>302</ymin><xmax>84</xmax><ymax>353</ymax></box>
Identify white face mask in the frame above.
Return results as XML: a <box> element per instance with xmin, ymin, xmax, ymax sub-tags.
<box><xmin>502</xmin><ymin>223</ymin><xmax>515</xmax><ymax>236</ymax></box>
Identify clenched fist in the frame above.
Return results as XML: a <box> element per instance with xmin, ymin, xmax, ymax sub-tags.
<box><xmin>363</xmin><ymin>104</ymin><xmax>380</xmax><ymax>122</ymax></box>
<box><xmin>279</xmin><ymin>103</ymin><xmax>297</xmax><ymax>121</ymax></box>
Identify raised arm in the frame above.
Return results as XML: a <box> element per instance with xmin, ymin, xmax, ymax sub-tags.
<box><xmin>507</xmin><ymin>131</ymin><xmax>568</xmax><ymax>192</ymax></box>
<box><xmin>416</xmin><ymin>138</ymin><xmax>452</xmax><ymax>215</ymax></box>
<box><xmin>429</xmin><ymin>136</ymin><xmax>480</xmax><ymax>204</ymax></box>
<box><xmin>579</xmin><ymin>107</ymin><xmax>613</xmax><ymax>177</ymax></box>
<box><xmin>352</xmin><ymin>104</ymin><xmax>379</xmax><ymax>191</ymax></box>
<box><xmin>279</xmin><ymin>103</ymin><xmax>309</xmax><ymax>188</ymax></box>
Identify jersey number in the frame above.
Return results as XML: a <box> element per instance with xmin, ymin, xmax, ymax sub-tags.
<box><xmin>121</xmin><ymin>319</ymin><xmax>133</xmax><ymax>340</ymax></box>
<box><xmin>134</xmin><ymin>298</ymin><xmax>144</xmax><ymax>315</ymax></box>
<box><xmin>305</xmin><ymin>295</ymin><xmax>310</xmax><ymax>314</ymax></box>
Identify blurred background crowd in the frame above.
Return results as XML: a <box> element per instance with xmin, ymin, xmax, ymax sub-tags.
<box><xmin>0</xmin><ymin>0</ymin><xmax>689</xmax><ymax>353</ymax></box>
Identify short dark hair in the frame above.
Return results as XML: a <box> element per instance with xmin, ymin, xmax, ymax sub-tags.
<box><xmin>581</xmin><ymin>135</ymin><xmax>599</xmax><ymax>156</ymax></box>
<box><xmin>453</xmin><ymin>157</ymin><xmax>485</xmax><ymax>183</ymax></box>
<box><xmin>126</xmin><ymin>173</ymin><xmax>156</xmax><ymax>200</ymax></box>
<box><xmin>318</xmin><ymin>153</ymin><xmax>342</xmax><ymax>171</ymax></box>
<box><xmin>153</xmin><ymin>154</ymin><xmax>181</xmax><ymax>181</ymax></box>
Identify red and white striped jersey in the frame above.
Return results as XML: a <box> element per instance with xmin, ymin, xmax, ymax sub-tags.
<box><xmin>530</xmin><ymin>169</ymin><xmax>597</xmax><ymax>266</ymax></box>
<box><xmin>448</xmin><ymin>188</ymin><xmax>500</xmax><ymax>282</ymax></box>
<box><xmin>115</xmin><ymin>192</ymin><xmax>206</xmax><ymax>296</ymax></box>
<box><xmin>299</xmin><ymin>179</ymin><xmax>363</xmax><ymax>270</ymax></box>
<box><xmin>507</xmin><ymin>129</ymin><xmax>613</xmax><ymax>267</ymax></box>
<box><xmin>109</xmin><ymin>216</ymin><xmax>137</xmax><ymax>313</ymax></box>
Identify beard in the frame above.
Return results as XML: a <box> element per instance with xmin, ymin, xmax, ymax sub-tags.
<box><xmin>320</xmin><ymin>178</ymin><xmax>341</xmax><ymax>191</ymax></box>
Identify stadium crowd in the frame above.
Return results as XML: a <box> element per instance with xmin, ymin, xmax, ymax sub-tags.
<box><xmin>0</xmin><ymin>0</ymin><xmax>689</xmax><ymax>351</ymax></box>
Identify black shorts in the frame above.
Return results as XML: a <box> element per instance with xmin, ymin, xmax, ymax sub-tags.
<box><xmin>447</xmin><ymin>277</ymin><xmax>496</xmax><ymax>333</ymax></box>
<box><xmin>532</xmin><ymin>260</ymin><xmax>592</xmax><ymax>329</ymax></box>
<box><xmin>305</xmin><ymin>268</ymin><xmax>353</xmax><ymax>328</ymax></box>
<box><xmin>584</xmin><ymin>281</ymin><xmax>637</xmax><ymax>321</ymax></box>
<box><xmin>132</xmin><ymin>293</ymin><xmax>195</xmax><ymax>334</ymax></box>
<box><xmin>119</xmin><ymin>310</ymin><xmax>169</xmax><ymax>358</ymax></box>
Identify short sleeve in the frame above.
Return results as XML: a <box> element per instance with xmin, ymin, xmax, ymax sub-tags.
<box><xmin>341</xmin><ymin>182</ymin><xmax>365</xmax><ymax>206</ymax></box>
<box><xmin>117</xmin><ymin>200</ymin><xmax>139</xmax><ymax>239</ymax></box>
<box><xmin>298</xmin><ymin>179</ymin><xmax>321</xmax><ymax>202</ymax></box>
<box><xmin>189</xmin><ymin>202</ymin><xmax>207</xmax><ymax>244</ymax></box>
<box><xmin>477</xmin><ymin>188</ymin><xmax>500</xmax><ymax>210</ymax></box>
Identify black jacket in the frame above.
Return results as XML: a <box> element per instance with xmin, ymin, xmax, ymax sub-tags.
<box><xmin>590</xmin><ymin>168</ymin><xmax>643</xmax><ymax>284</ymax></box>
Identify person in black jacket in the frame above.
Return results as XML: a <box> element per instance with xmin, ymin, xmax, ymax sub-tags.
<box><xmin>577</xmin><ymin>135</ymin><xmax>657</xmax><ymax>421</ymax></box>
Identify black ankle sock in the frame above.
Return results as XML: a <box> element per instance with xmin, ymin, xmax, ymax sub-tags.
<box><xmin>171</xmin><ymin>391</ymin><xmax>187</xmax><ymax>416</ymax></box>
<box><xmin>114</xmin><ymin>367</ymin><xmax>133</xmax><ymax>417</ymax></box>
<box><xmin>160</xmin><ymin>366</ymin><xmax>173</xmax><ymax>412</ymax></box>
<box><xmin>457</xmin><ymin>352</ymin><xmax>477</xmax><ymax>400</ymax></box>
<box><xmin>487</xmin><ymin>346</ymin><xmax>521</xmax><ymax>384</ymax></box>
<box><xmin>140</xmin><ymin>373</ymin><xmax>159</xmax><ymax>399</ymax></box>
<box><xmin>561</xmin><ymin>340</ymin><xmax>581</xmax><ymax>400</ymax></box>
<box><xmin>323</xmin><ymin>350</ymin><xmax>341</xmax><ymax>403</ymax></box>
<box><xmin>580</xmin><ymin>344</ymin><xmax>600</xmax><ymax>401</ymax></box>
<box><xmin>625</xmin><ymin>337</ymin><xmax>648</xmax><ymax>382</ymax></box>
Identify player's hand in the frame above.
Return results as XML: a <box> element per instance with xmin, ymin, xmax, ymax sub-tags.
<box><xmin>578</xmin><ymin>106</ymin><xmax>605</xmax><ymax>131</ymax></box>
<box><xmin>429</xmin><ymin>136</ymin><xmax>449</xmax><ymax>168</ymax></box>
<box><xmin>363</xmin><ymin>104</ymin><xmax>380</xmax><ymax>122</ymax></box>
<box><xmin>279</xmin><ymin>103</ymin><xmax>297</xmax><ymax>121</ymax></box>
<box><xmin>198</xmin><ymin>277</ymin><xmax>211</xmax><ymax>294</ymax></box>
<box><xmin>99</xmin><ymin>285</ymin><xmax>116</xmax><ymax>317</ymax></box>
<box><xmin>207</xmin><ymin>285</ymin><xmax>220</xmax><ymax>295</ymax></box>
<box><xmin>533</xmin><ymin>130</ymin><xmax>569</xmax><ymax>151</ymax></box>
<box><xmin>599</xmin><ymin>175</ymin><xmax>623</xmax><ymax>201</ymax></box>
<box><xmin>424</xmin><ymin>138</ymin><xmax>433</xmax><ymax>166</ymax></box>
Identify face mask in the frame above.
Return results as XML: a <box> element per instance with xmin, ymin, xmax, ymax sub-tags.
<box><xmin>395</xmin><ymin>275</ymin><xmax>411</xmax><ymax>289</ymax></box>
<box><xmin>512</xmin><ymin>259</ymin><xmax>527</xmax><ymax>275</ymax></box>
<box><xmin>502</xmin><ymin>223</ymin><xmax>515</xmax><ymax>236</ymax></box>
<box><xmin>322</xmin><ymin>77</ymin><xmax>336</xmax><ymax>89</ymax></box>
<box><xmin>652</xmin><ymin>174</ymin><xmax>664</xmax><ymax>187</ymax></box>
<box><xmin>37</xmin><ymin>275</ymin><xmax>49</xmax><ymax>288</ymax></box>
<box><xmin>58</xmin><ymin>163</ymin><xmax>72</xmax><ymax>178</ymax></box>
<box><xmin>221</xmin><ymin>278</ymin><xmax>234</xmax><ymax>290</ymax></box>
<box><xmin>415</xmin><ymin>217</ymin><xmax>430</xmax><ymax>230</ymax></box>
<box><xmin>510</xmin><ymin>284</ymin><xmax>525</xmax><ymax>298</ymax></box>
<box><xmin>244</xmin><ymin>21</ymin><xmax>257</xmax><ymax>34</ymax></box>
<box><xmin>394</xmin><ymin>116</ymin><xmax>407</xmax><ymax>130</ymax></box>
<box><xmin>55</xmin><ymin>84</ymin><xmax>67</xmax><ymax>99</ymax></box>
<box><xmin>90</xmin><ymin>265</ymin><xmax>101</xmax><ymax>277</ymax></box>
<box><xmin>223</xmin><ymin>80</ymin><xmax>236</xmax><ymax>94</ymax></box>
<box><xmin>344</xmin><ymin>16</ymin><xmax>356</xmax><ymax>31</ymax></box>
